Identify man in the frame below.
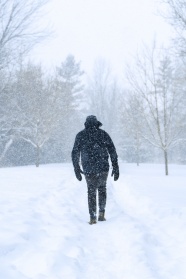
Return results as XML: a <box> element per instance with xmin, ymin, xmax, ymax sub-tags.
<box><xmin>71</xmin><ymin>115</ymin><xmax>119</xmax><ymax>225</ymax></box>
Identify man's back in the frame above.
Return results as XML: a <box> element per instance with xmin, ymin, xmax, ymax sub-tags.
<box><xmin>72</xmin><ymin>116</ymin><xmax>118</xmax><ymax>175</ymax></box>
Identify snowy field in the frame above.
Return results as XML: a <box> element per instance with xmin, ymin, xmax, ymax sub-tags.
<box><xmin>0</xmin><ymin>163</ymin><xmax>186</xmax><ymax>279</ymax></box>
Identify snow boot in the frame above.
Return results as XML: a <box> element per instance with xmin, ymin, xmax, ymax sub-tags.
<box><xmin>98</xmin><ymin>211</ymin><xmax>106</xmax><ymax>221</ymax></box>
<box><xmin>89</xmin><ymin>218</ymin><xmax>97</xmax><ymax>225</ymax></box>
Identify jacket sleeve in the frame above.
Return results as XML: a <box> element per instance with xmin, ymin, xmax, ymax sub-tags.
<box><xmin>71</xmin><ymin>133</ymin><xmax>81</xmax><ymax>171</ymax></box>
<box><xmin>104</xmin><ymin>132</ymin><xmax>119</xmax><ymax>169</ymax></box>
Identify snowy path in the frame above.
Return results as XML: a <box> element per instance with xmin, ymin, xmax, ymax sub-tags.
<box><xmin>0</xmin><ymin>163</ymin><xmax>186</xmax><ymax>279</ymax></box>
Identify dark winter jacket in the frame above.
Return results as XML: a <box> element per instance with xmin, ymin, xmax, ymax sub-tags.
<box><xmin>71</xmin><ymin>116</ymin><xmax>119</xmax><ymax>175</ymax></box>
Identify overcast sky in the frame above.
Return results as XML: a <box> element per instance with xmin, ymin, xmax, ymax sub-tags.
<box><xmin>32</xmin><ymin>0</ymin><xmax>173</xmax><ymax>76</ymax></box>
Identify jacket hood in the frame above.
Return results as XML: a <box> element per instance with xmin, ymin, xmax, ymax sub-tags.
<box><xmin>84</xmin><ymin>115</ymin><xmax>102</xmax><ymax>129</ymax></box>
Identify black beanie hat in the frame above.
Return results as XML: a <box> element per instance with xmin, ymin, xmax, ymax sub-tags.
<box><xmin>84</xmin><ymin>115</ymin><xmax>102</xmax><ymax>128</ymax></box>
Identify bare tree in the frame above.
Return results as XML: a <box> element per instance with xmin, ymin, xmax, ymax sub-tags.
<box><xmin>86</xmin><ymin>58</ymin><xmax>120</xmax><ymax>134</ymax></box>
<box><xmin>12</xmin><ymin>63</ymin><xmax>59</xmax><ymax>167</ymax></box>
<box><xmin>0</xmin><ymin>0</ymin><xmax>50</xmax><ymax>164</ymax></box>
<box><xmin>0</xmin><ymin>0</ymin><xmax>50</xmax><ymax>68</ymax></box>
<box><xmin>0</xmin><ymin>68</ymin><xmax>17</xmax><ymax>163</ymax></box>
<box><xmin>119</xmin><ymin>92</ymin><xmax>145</xmax><ymax>166</ymax></box>
<box><xmin>160</xmin><ymin>0</ymin><xmax>186</xmax><ymax>54</ymax></box>
<box><xmin>126</xmin><ymin>45</ymin><xmax>184</xmax><ymax>175</ymax></box>
<box><xmin>86</xmin><ymin>59</ymin><xmax>110</xmax><ymax>121</ymax></box>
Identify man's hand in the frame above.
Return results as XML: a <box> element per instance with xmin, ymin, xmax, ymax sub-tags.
<box><xmin>74</xmin><ymin>168</ymin><xmax>84</xmax><ymax>181</ymax></box>
<box><xmin>111</xmin><ymin>166</ymin><xmax>119</xmax><ymax>181</ymax></box>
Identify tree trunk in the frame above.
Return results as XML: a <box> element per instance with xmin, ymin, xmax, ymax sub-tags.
<box><xmin>164</xmin><ymin>149</ymin><xmax>168</xmax><ymax>175</ymax></box>
<box><xmin>36</xmin><ymin>145</ymin><xmax>40</xmax><ymax>167</ymax></box>
<box><xmin>0</xmin><ymin>138</ymin><xmax>13</xmax><ymax>165</ymax></box>
<box><xmin>136</xmin><ymin>148</ymin><xmax>140</xmax><ymax>166</ymax></box>
<box><xmin>135</xmin><ymin>132</ymin><xmax>140</xmax><ymax>166</ymax></box>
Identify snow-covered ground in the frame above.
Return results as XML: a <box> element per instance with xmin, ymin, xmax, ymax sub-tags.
<box><xmin>0</xmin><ymin>163</ymin><xmax>186</xmax><ymax>279</ymax></box>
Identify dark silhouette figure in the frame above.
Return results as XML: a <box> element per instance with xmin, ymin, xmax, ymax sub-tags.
<box><xmin>72</xmin><ymin>115</ymin><xmax>119</xmax><ymax>224</ymax></box>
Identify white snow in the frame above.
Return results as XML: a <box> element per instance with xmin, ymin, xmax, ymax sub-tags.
<box><xmin>0</xmin><ymin>163</ymin><xmax>186</xmax><ymax>279</ymax></box>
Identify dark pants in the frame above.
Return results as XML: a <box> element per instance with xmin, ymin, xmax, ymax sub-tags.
<box><xmin>85</xmin><ymin>172</ymin><xmax>108</xmax><ymax>218</ymax></box>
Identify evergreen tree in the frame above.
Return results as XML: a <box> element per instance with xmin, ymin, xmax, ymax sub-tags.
<box><xmin>53</xmin><ymin>55</ymin><xmax>85</xmax><ymax>161</ymax></box>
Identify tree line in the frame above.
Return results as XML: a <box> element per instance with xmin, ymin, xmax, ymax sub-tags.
<box><xmin>0</xmin><ymin>0</ymin><xmax>186</xmax><ymax>175</ymax></box>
